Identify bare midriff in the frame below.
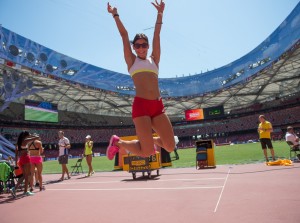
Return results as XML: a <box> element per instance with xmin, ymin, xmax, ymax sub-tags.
<box><xmin>132</xmin><ymin>72</ymin><xmax>160</xmax><ymax>100</ymax></box>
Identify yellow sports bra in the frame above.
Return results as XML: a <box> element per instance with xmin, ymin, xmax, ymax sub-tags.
<box><xmin>129</xmin><ymin>57</ymin><xmax>158</xmax><ymax>77</ymax></box>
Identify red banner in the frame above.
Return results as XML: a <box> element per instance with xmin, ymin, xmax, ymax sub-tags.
<box><xmin>185</xmin><ymin>109</ymin><xmax>204</xmax><ymax>121</ymax></box>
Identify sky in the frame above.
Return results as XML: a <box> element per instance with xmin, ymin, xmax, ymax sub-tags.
<box><xmin>0</xmin><ymin>0</ymin><xmax>299</xmax><ymax>78</ymax></box>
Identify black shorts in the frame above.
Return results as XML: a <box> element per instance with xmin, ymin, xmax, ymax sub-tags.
<box><xmin>58</xmin><ymin>155</ymin><xmax>69</xmax><ymax>164</ymax></box>
<box><xmin>260</xmin><ymin>138</ymin><xmax>273</xmax><ymax>149</ymax></box>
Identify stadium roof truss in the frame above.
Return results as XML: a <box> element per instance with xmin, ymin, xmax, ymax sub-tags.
<box><xmin>1</xmin><ymin>42</ymin><xmax>299</xmax><ymax>118</ymax></box>
<box><xmin>0</xmin><ymin>65</ymin><xmax>134</xmax><ymax>116</ymax></box>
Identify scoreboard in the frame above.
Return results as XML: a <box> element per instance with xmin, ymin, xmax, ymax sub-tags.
<box><xmin>203</xmin><ymin>106</ymin><xmax>224</xmax><ymax>119</ymax></box>
<box><xmin>185</xmin><ymin>105</ymin><xmax>224</xmax><ymax>121</ymax></box>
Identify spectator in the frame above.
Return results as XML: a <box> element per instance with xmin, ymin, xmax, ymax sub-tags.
<box><xmin>285</xmin><ymin>126</ymin><xmax>300</xmax><ymax>155</ymax></box>
<box><xmin>58</xmin><ymin>131</ymin><xmax>71</xmax><ymax>181</ymax></box>
<box><xmin>174</xmin><ymin>136</ymin><xmax>179</xmax><ymax>160</ymax></box>
<box><xmin>7</xmin><ymin>156</ymin><xmax>15</xmax><ymax>166</ymax></box>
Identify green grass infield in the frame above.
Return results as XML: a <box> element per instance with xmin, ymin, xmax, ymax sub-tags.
<box><xmin>42</xmin><ymin>141</ymin><xmax>291</xmax><ymax>174</ymax></box>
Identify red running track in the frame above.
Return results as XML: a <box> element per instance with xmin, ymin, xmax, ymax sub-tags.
<box><xmin>1</xmin><ymin>163</ymin><xmax>300</xmax><ymax>223</ymax></box>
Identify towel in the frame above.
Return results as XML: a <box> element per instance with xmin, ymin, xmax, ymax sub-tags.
<box><xmin>266</xmin><ymin>159</ymin><xmax>293</xmax><ymax>166</ymax></box>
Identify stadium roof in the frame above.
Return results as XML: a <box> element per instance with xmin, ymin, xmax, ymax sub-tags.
<box><xmin>1</xmin><ymin>3</ymin><xmax>300</xmax><ymax>119</ymax></box>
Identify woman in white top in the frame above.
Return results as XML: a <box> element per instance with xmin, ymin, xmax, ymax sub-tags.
<box><xmin>106</xmin><ymin>0</ymin><xmax>175</xmax><ymax>160</ymax></box>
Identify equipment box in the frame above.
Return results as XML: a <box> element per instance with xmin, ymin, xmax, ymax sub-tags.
<box><xmin>123</xmin><ymin>152</ymin><xmax>161</xmax><ymax>179</ymax></box>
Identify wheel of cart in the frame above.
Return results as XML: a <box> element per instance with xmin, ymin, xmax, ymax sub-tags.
<box><xmin>132</xmin><ymin>172</ymin><xmax>136</xmax><ymax>180</ymax></box>
<box><xmin>146</xmin><ymin>169</ymin><xmax>160</xmax><ymax>179</ymax></box>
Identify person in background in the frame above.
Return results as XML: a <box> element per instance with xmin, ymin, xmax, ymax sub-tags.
<box><xmin>28</xmin><ymin>135</ymin><xmax>45</xmax><ymax>191</ymax></box>
<box><xmin>58</xmin><ymin>131</ymin><xmax>71</xmax><ymax>181</ymax></box>
<box><xmin>285</xmin><ymin>126</ymin><xmax>300</xmax><ymax>160</ymax></box>
<box><xmin>174</xmin><ymin>136</ymin><xmax>179</xmax><ymax>160</ymax></box>
<box><xmin>83</xmin><ymin>135</ymin><xmax>94</xmax><ymax>177</ymax></box>
<box><xmin>7</xmin><ymin>156</ymin><xmax>15</xmax><ymax>166</ymax></box>
<box><xmin>258</xmin><ymin>115</ymin><xmax>276</xmax><ymax>162</ymax></box>
<box><xmin>10</xmin><ymin>160</ymin><xmax>24</xmax><ymax>198</ymax></box>
<box><xmin>285</xmin><ymin>126</ymin><xmax>299</xmax><ymax>148</ymax></box>
<box><xmin>11</xmin><ymin>131</ymin><xmax>39</xmax><ymax>197</ymax></box>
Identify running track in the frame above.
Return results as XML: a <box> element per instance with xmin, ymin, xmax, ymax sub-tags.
<box><xmin>1</xmin><ymin>163</ymin><xmax>299</xmax><ymax>223</ymax></box>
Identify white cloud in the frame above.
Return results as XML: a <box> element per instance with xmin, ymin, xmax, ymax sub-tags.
<box><xmin>262</xmin><ymin>43</ymin><xmax>280</xmax><ymax>58</ymax></box>
<box><xmin>291</xmin><ymin>14</ymin><xmax>300</xmax><ymax>28</ymax></box>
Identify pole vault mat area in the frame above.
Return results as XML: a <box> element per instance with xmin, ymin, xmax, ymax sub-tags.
<box><xmin>1</xmin><ymin>163</ymin><xmax>300</xmax><ymax>223</ymax></box>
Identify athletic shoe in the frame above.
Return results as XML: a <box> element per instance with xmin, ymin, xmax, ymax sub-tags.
<box><xmin>24</xmin><ymin>191</ymin><xmax>34</xmax><ymax>196</ymax></box>
<box><xmin>107</xmin><ymin>146</ymin><xmax>119</xmax><ymax>160</ymax></box>
<box><xmin>10</xmin><ymin>187</ymin><xmax>16</xmax><ymax>199</ymax></box>
<box><xmin>106</xmin><ymin>135</ymin><xmax>120</xmax><ymax>160</ymax></box>
<box><xmin>91</xmin><ymin>171</ymin><xmax>95</xmax><ymax>175</ymax></box>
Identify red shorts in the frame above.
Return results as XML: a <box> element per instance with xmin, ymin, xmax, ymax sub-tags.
<box><xmin>30</xmin><ymin>156</ymin><xmax>43</xmax><ymax>164</ymax></box>
<box><xmin>19</xmin><ymin>154</ymin><xmax>31</xmax><ymax>166</ymax></box>
<box><xmin>132</xmin><ymin>96</ymin><xmax>165</xmax><ymax>119</ymax></box>
<box><xmin>14</xmin><ymin>161</ymin><xmax>23</xmax><ymax>176</ymax></box>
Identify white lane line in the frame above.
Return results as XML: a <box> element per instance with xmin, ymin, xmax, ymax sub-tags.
<box><xmin>52</xmin><ymin>178</ymin><xmax>225</xmax><ymax>185</ymax></box>
<box><xmin>47</xmin><ymin>186</ymin><xmax>223</xmax><ymax>191</ymax></box>
<box><xmin>51</xmin><ymin>180</ymin><xmax>121</xmax><ymax>185</ymax></box>
<box><xmin>214</xmin><ymin>167</ymin><xmax>232</xmax><ymax>213</ymax></box>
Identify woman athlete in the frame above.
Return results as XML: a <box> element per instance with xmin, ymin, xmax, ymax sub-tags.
<box><xmin>83</xmin><ymin>135</ymin><xmax>94</xmax><ymax>177</ymax></box>
<box><xmin>106</xmin><ymin>0</ymin><xmax>175</xmax><ymax>159</ymax></box>
<box><xmin>28</xmin><ymin>135</ymin><xmax>45</xmax><ymax>191</ymax></box>
<box><xmin>11</xmin><ymin>131</ymin><xmax>39</xmax><ymax>196</ymax></box>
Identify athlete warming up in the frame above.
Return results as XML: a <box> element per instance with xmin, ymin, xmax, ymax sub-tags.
<box><xmin>106</xmin><ymin>0</ymin><xmax>175</xmax><ymax>160</ymax></box>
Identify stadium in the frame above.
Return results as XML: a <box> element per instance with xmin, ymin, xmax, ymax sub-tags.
<box><xmin>0</xmin><ymin>2</ymin><xmax>299</xmax><ymax>154</ymax></box>
<box><xmin>0</xmin><ymin>1</ymin><xmax>300</xmax><ymax>223</ymax></box>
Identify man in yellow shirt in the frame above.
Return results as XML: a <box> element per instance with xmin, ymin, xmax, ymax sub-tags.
<box><xmin>258</xmin><ymin>115</ymin><xmax>276</xmax><ymax>162</ymax></box>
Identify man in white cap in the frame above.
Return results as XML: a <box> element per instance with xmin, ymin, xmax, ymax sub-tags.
<box><xmin>84</xmin><ymin>135</ymin><xmax>94</xmax><ymax>177</ymax></box>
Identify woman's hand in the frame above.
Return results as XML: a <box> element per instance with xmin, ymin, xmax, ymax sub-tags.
<box><xmin>107</xmin><ymin>2</ymin><xmax>118</xmax><ymax>15</ymax></box>
<box><xmin>151</xmin><ymin>0</ymin><xmax>165</xmax><ymax>13</ymax></box>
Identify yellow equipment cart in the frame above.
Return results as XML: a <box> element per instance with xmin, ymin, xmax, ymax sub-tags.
<box><xmin>123</xmin><ymin>152</ymin><xmax>161</xmax><ymax>180</ymax></box>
